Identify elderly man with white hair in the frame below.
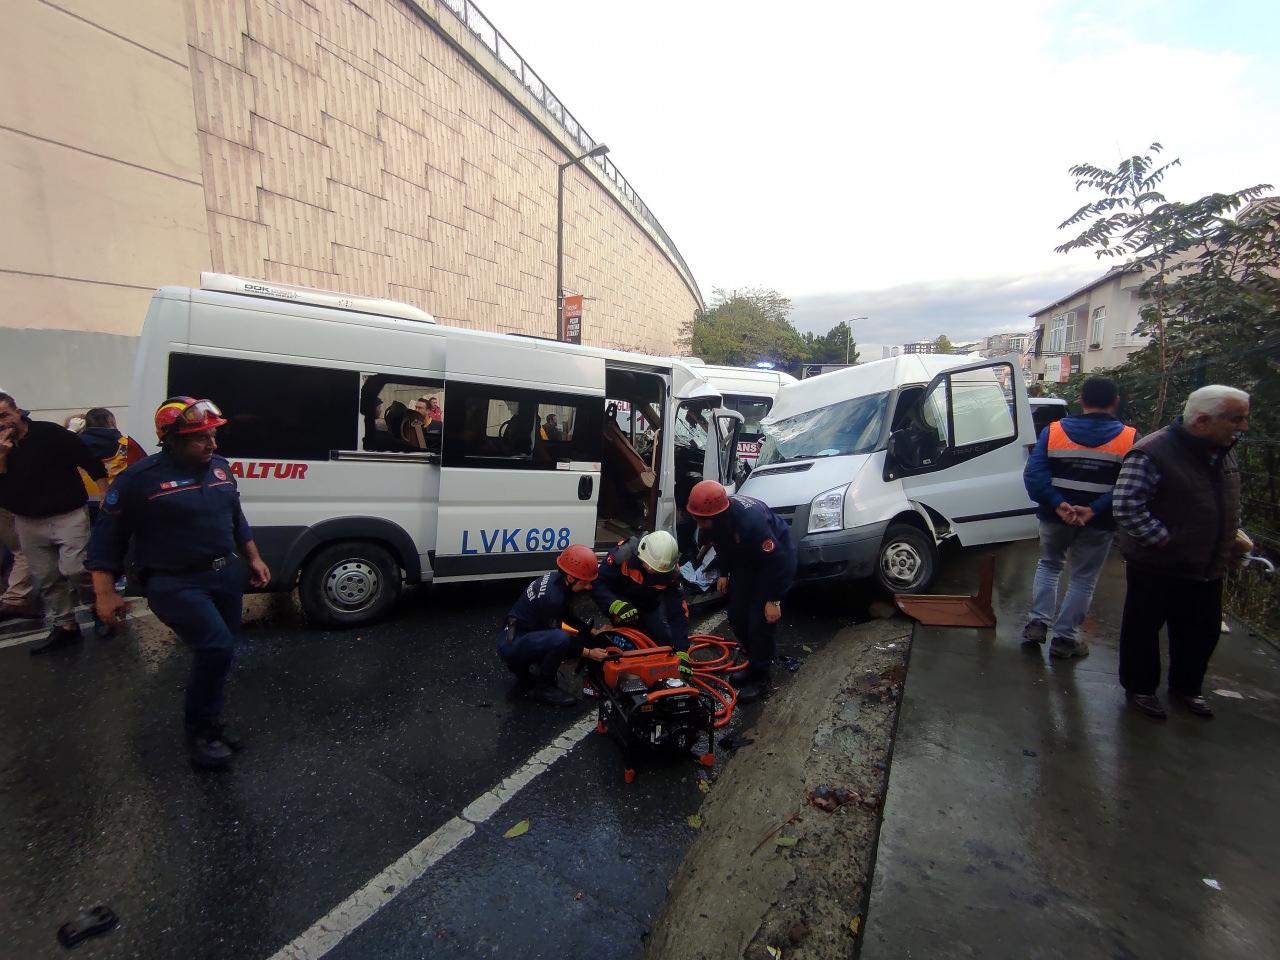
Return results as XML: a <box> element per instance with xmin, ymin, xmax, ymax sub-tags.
<box><xmin>1113</xmin><ymin>385</ymin><xmax>1250</xmax><ymax>719</ymax></box>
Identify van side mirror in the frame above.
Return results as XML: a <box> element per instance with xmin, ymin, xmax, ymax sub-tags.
<box><xmin>887</xmin><ymin>429</ymin><xmax>922</xmax><ymax>470</ymax></box>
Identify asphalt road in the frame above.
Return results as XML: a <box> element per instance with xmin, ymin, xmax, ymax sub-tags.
<box><xmin>0</xmin><ymin>576</ymin><xmax>875</xmax><ymax>960</ymax></box>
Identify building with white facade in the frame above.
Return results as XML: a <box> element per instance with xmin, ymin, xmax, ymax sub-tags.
<box><xmin>1028</xmin><ymin>264</ymin><xmax>1151</xmax><ymax>383</ymax></box>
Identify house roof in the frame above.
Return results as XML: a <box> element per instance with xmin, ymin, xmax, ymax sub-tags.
<box><xmin>1030</xmin><ymin>263</ymin><xmax>1139</xmax><ymax>319</ymax></box>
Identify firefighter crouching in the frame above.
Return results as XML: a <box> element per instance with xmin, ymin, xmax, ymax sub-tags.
<box><xmin>592</xmin><ymin>531</ymin><xmax>693</xmax><ymax>675</ymax></box>
<box><xmin>86</xmin><ymin>397</ymin><xmax>271</xmax><ymax>770</ymax></box>
<box><xmin>687</xmin><ymin>480</ymin><xmax>796</xmax><ymax>703</ymax></box>
<box><xmin>498</xmin><ymin>544</ymin><xmax>612</xmax><ymax>706</ymax></box>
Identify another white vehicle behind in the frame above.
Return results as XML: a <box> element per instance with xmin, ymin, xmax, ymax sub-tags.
<box><xmin>738</xmin><ymin>354</ymin><xmax>1037</xmax><ymax>593</ymax></box>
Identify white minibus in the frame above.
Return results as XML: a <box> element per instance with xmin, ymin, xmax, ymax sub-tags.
<box><xmin>128</xmin><ymin>274</ymin><xmax>743</xmax><ymax>626</ymax></box>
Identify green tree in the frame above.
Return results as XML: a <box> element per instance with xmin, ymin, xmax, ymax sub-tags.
<box><xmin>1055</xmin><ymin>142</ymin><xmax>1272</xmax><ymax>424</ymax></box>
<box><xmin>934</xmin><ymin>334</ymin><xmax>954</xmax><ymax>354</ymax></box>
<box><xmin>690</xmin><ymin>287</ymin><xmax>808</xmax><ymax>367</ymax></box>
<box><xmin>1053</xmin><ymin>152</ymin><xmax>1278</xmax><ymax>635</ymax></box>
<box><xmin>801</xmin><ymin>320</ymin><xmax>860</xmax><ymax>365</ymax></box>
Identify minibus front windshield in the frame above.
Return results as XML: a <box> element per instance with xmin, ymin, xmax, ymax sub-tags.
<box><xmin>756</xmin><ymin>390</ymin><xmax>890</xmax><ymax>466</ymax></box>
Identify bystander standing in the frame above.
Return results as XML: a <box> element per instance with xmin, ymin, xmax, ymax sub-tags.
<box><xmin>1021</xmin><ymin>377</ymin><xmax>1137</xmax><ymax>659</ymax></box>
<box><xmin>0</xmin><ymin>392</ymin><xmax>108</xmax><ymax>652</ymax></box>
<box><xmin>1113</xmin><ymin>385</ymin><xmax>1251</xmax><ymax>719</ymax></box>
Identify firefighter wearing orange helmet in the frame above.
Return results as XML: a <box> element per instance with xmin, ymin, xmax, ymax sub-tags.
<box><xmin>498</xmin><ymin>544</ymin><xmax>613</xmax><ymax>706</ymax></box>
<box><xmin>87</xmin><ymin>397</ymin><xmax>271</xmax><ymax>770</ymax></box>
<box><xmin>687</xmin><ymin>480</ymin><xmax>796</xmax><ymax>703</ymax></box>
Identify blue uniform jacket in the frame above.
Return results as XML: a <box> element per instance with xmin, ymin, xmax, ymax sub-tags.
<box><xmin>86</xmin><ymin>452</ymin><xmax>253</xmax><ymax>575</ymax></box>
<box><xmin>1024</xmin><ymin>413</ymin><xmax>1130</xmax><ymax>524</ymax></box>
<box><xmin>699</xmin><ymin>495</ymin><xmax>796</xmax><ymax>599</ymax></box>
<box><xmin>592</xmin><ymin>537</ymin><xmax>685</xmax><ymax>612</ymax></box>
<box><xmin>506</xmin><ymin>570</ymin><xmax>606</xmax><ymax>635</ymax></box>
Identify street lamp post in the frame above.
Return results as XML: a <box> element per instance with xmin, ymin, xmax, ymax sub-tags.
<box><xmin>847</xmin><ymin>316</ymin><xmax>868</xmax><ymax>365</ymax></box>
<box><xmin>555</xmin><ymin>143</ymin><xmax>610</xmax><ymax>337</ymax></box>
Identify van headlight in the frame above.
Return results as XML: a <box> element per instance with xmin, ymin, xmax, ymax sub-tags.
<box><xmin>808</xmin><ymin>484</ymin><xmax>849</xmax><ymax>534</ymax></box>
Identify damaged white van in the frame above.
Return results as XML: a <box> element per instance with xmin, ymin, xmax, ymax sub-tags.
<box><xmin>128</xmin><ymin>274</ymin><xmax>743</xmax><ymax>626</ymax></box>
<box><xmin>687</xmin><ymin>363</ymin><xmax>798</xmax><ymax>467</ymax></box>
<box><xmin>738</xmin><ymin>354</ymin><xmax>1038</xmax><ymax>593</ymax></box>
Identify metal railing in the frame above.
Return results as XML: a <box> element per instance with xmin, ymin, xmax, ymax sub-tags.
<box><xmin>1112</xmin><ymin>332</ymin><xmax>1146</xmax><ymax>348</ymax></box>
<box><xmin>437</xmin><ymin>0</ymin><xmax>701</xmax><ymax>302</ymax></box>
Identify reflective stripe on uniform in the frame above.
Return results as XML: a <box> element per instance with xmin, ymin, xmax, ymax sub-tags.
<box><xmin>1051</xmin><ymin>477</ymin><xmax>1115</xmax><ymax>493</ymax></box>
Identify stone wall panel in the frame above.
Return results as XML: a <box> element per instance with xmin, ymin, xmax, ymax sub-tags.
<box><xmin>200</xmin><ymin>133</ymin><xmax>262</xmax><ymax>221</ymax></box>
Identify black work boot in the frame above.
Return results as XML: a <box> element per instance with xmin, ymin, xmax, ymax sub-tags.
<box><xmin>534</xmin><ymin>684</ymin><xmax>577</xmax><ymax>707</ymax></box>
<box><xmin>736</xmin><ymin>674</ymin><xmax>772</xmax><ymax>704</ymax></box>
<box><xmin>187</xmin><ymin>726</ymin><xmax>234</xmax><ymax>770</ymax></box>
<box><xmin>208</xmin><ymin>721</ymin><xmax>244</xmax><ymax>752</ymax></box>
<box><xmin>29</xmin><ymin>625</ymin><xmax>83</xmax><ymax>655</ymax></box>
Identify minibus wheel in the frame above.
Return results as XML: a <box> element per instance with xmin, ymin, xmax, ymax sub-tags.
<box><xmin>300</xmin><ymin>542</ymin><xmax>401</xmax><ymax>627</ymax></box>
<box><xmin>875</xmin><ymin>524</ymin><xmax>937</xmax><ymax>594</ymax></box>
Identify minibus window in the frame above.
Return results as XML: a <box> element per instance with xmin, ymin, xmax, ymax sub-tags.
<box><xmin>950</xmin><ymin>367</ymin><xmax>1015</xmax><ymax>446</ymax></box>
<box><xmin>757</xmin><ymin>391</ymin><xmax>889</xmax><ymax>466</ymax></box>
<box><xmin>168</xmin><ymin>354</ymin><xmax>357</xmax><ymax>460</ymax></box>
<box><xmin>358</xmin><ymin>376</ymin><xmax>445</xmax><ymax>453</ymax></box>
<box><xmin>442</xmin><ymin>382</ymin><xmax>603</xmax><ymax>470</ymax></box>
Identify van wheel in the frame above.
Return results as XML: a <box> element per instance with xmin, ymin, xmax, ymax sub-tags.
<box><xmin>300</xmin><ymin>542</ymin><xmax>401</xmax><ymax>628</ymax></box>
<box><xmin>875</xmin><ymin>524</ymin><xmax>938</xmax><ymax>594</ymax></box>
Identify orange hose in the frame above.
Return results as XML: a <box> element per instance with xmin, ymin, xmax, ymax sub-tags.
<box><xmin>597</xmin><ymin>627</ymin><xmax>744</xmax><ymax>728</ymax></box>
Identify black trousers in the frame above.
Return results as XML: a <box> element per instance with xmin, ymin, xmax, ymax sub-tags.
<box><xmin>1118</xmin><ymin>566</ymin><xmax>1222</xmax><ymax>697</ymax></box>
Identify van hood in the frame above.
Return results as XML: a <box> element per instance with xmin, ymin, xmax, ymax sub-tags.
<box><xmin>740</xmin><ymin>453</ymin><xmax>871</xmax><ymax>508</ymax></box>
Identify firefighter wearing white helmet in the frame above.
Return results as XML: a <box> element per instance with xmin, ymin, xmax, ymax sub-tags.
<box><xmin>592</xmin><ymin>530</ymin><xmax>692</xmax><ymax>671</ymax></box>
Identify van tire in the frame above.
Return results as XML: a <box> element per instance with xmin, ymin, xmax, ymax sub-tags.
<box><xmin>299</xmin><ymin>542</ymin><xmax>401</xmax><ymax>628</ymax></box>
<box><xmin>875</xmin><ymin>524</ymin><xmax>938</xmax><ymax>594</ymax></box>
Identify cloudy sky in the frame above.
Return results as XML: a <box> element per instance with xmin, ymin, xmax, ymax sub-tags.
<box><xmin>475</xmin><ymin>0</ymin><xmax>1279</xmax><ymax>344</ymax></box>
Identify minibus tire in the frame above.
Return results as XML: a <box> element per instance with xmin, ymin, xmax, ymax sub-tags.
<box><xmin>299</xmin><ymin>542</ymin><xmax>401</xmax><ymax>627</ymax></box>
<box><xmin>875</xmin><ymin>524</ymin><xmax>937</xmax><ymax>594</ymax></box>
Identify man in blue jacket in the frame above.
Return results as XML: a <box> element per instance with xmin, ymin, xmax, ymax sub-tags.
<box><xmin>1022</xmin><ymin>377</ymin><xmax>1136</xmax><ymax>659</ymax></box>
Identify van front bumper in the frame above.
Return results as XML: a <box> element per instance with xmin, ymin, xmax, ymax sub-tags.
<box><xmin>793</xmin><ymin>520</ymin><xmax>890</xmax><ymax>583</ymax></box>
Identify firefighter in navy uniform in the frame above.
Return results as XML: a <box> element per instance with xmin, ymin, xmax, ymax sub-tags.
<box><xmin>499</xmin><ymin>544</ymin><xmax>611</xmax><ymax>706</ymax></box>
<box><xmin>86</xmin><ymin>398</ymin><xmax>271</xmax><ymax>770</ymax></box>
<box><xmin>592</xmin><ymin>530</ymin><xmax>693</xmax><ymax>672</ymax></box>
<box><xmin>687</xmin><ymin>480</ymin><xmax>796</xmax><ymax>703</ymax></box>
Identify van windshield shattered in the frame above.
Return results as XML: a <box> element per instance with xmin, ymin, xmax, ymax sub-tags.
<box><xmin>756</xmin><ymin>391</ymin><xmax>890</xmax><ymax>466</ymax></box>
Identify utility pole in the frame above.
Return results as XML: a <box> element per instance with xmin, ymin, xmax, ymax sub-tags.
<box><xmin>847</xmin><ymin>315</ymin><xmax>868</xmax><ymax>364</ymax></box>
<box><xmin>555</xmin><ymin>143</ymin><xmax>610</xmax><ymax>338</ymax></box>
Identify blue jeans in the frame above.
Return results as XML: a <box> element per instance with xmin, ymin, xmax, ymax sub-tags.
<box><xmin>1028</xmin><ymin>521</ymin><xmax>1114</xmax><ymax>642</ymax></box>
<box><xmin>146</xmin><ymin>564</ymin><xmax>244</xmax><ymax>732</ymax></box>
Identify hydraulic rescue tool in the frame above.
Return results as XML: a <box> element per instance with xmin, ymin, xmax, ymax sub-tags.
<box><xmin>584</xmin><ymin>626</ymin><xmax>747</xmax><ymax>784</ymax></box>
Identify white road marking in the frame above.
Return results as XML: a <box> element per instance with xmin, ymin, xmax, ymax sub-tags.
<box><xmin>267</xmin><ymin>607</ymin><xmax>730</xmax><ymax>960</ymax></box>
<box><xmin>0</xmin><ymin>608</ymin><xmax>155</xmax><ymax>650</ymax></box>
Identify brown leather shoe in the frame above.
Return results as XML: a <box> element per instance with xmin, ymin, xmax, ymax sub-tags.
<box><xmin>0</xmin><ymin>602</ymin><xmax>43</xmax><ymax>621</ymax></box>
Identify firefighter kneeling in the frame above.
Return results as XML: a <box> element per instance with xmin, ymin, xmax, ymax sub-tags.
<box><xmin>687</xmin><ymin>480</ymin><xmax>796</xmax><ymax>703</ymax></box>
<box><xmin>592</xmin><ymin>530</ymin><xmax>693</xmax><ymax>677</ymax></box>
<box><xmin>497</xmin><ymin>544</ymin><xmax>611</xmax><ymax>706</ymax></box>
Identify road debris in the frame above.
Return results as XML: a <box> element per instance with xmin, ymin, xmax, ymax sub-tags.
<box><xmin>502</xmin><ymin>819</ymin><xmax>529</xmax><ymax>839</ymax></box>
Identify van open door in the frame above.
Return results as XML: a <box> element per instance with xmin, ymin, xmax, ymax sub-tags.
<box><xmin>884</xmin><ymin>356</ymin><xmax>1037</xmax><ymax>545</ymax></box>
<box><xmin>432</xmin><ymin>338</ymin><xmax>606</xmax><ymax>581</ymax></box>
<box><xmin>705</xmin><ymin>408</ymin><xmax>744</xmax><ymax>492</ymax></box>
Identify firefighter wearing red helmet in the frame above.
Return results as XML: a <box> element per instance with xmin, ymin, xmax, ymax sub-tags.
<box><xmin>498</xmin><ymin>544</ymin><xmax>613</xmax><ymax>706</ymax></box>
<box><xmin>687</xmin><ymin>479</ymin><xmax>796</xmax><ymax>703</ymax></box>
<box><xmin>86</xmin><ymin>397</ymin><xmax>271</xmax><ymax>770</ymax></box>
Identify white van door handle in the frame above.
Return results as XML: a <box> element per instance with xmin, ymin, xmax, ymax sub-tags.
<box><xmin>578</xmin><ymin>475</ymin><xmax>593</xmax><ymax>501</ymax></box>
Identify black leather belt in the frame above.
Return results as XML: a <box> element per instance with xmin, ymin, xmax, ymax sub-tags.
<box><xmin>152</xmin><ymin>554</ymin><xmax>237</xmax><ymax>577</ymax></box>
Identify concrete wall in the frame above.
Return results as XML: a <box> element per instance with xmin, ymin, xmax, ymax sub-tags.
<box><xmin>0</xmin><ymin>0</ymin><xmax>700</xmax><ymax>426</ymax></box>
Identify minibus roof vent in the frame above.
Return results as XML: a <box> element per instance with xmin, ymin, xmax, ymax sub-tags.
<box><xmin>199</xmin><ymin>273</ymin><xmax>436</xmax><ymax>324</ymax></box>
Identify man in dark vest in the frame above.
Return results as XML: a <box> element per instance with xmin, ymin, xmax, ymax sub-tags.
<box><xmin>1023</xmin><ymin>377</ymin><xmax>1137</xmax><ymax>659</ymax></box>
<box><xmin>1114</xmin><ymin>385</ymin><xmax>1250</xmax><ymax>719</ymax></box>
